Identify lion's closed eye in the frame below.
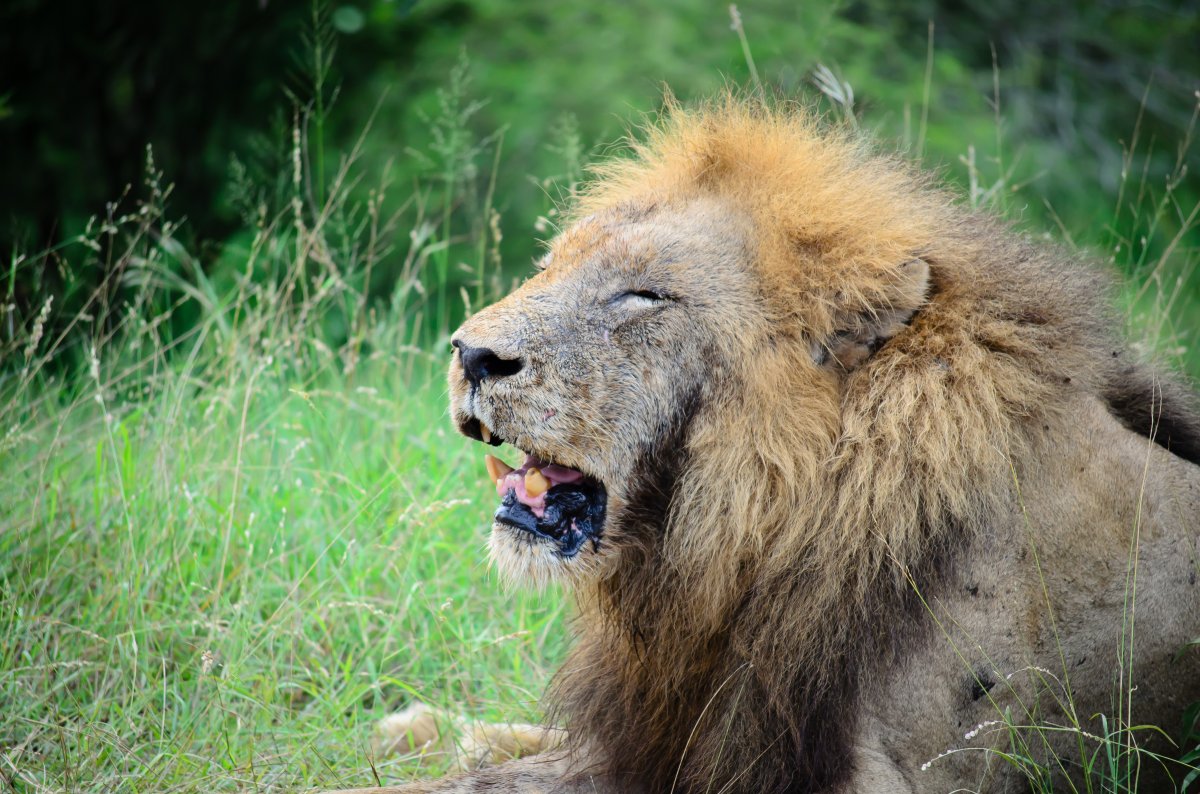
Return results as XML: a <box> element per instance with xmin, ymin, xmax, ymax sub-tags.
<box><xmin>610</xmin><ymin>289</ymin><xmax>670</xmax><ymax>308</ymax></box>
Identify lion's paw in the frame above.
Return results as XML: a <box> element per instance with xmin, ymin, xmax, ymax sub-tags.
<box><xmin>373</xmin><ymin>704</ymin><xmax>566</xmax><ymax>772</ymax></box>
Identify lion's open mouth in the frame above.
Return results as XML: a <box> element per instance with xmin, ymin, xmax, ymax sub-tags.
<box><xmin>486</xmin><ymin>452</ymin><xmax>607</xmax><ymax>557</ymax></box>
<box><xmin>468</xmin><ymin>418</ymin><xmax>607</xmax><ymax>557</ymax></box>
<box><xmin>463</xmin><ymin>419</ymin><xmax>604</xmax><ymax>556</ymax></box>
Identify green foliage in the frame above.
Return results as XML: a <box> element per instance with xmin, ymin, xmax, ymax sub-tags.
<box><xmin>1181</xmin><ymin>696</ymin><xmax>1200</xmax><ymax>792</ymax></box>
<box><xmin>0</xmin><ymin>104</ymin><xmax>556</xmax><ymax>791</ymax></box>
<box><xmin>5</xmin><ymin>2</ymin><xmax>1199</xmax><ymax>353</ymax></box>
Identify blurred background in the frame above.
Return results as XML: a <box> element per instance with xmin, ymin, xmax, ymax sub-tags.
<box><xmin>3</xmin><ymin>0</ymin><xmax>1199</xmax><ymax>366</ymax></box>
<box><xmin>2</xmin><ymin>3</ymin><xmax>1199</xmax><ymax>792</ymax></box>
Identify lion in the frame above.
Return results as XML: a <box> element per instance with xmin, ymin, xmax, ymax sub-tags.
<box><xmin>330</xmin><ymin>97</ymin><xmax>1200</xmax><ymax>793</ymax></box>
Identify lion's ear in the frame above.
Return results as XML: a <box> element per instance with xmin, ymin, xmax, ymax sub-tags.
<box><xmin>813</xmin><ymin>258</ymin><xmax>930</xmax><ymax>372</ymax></box>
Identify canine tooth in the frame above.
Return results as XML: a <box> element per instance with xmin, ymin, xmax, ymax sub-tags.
<box><xmin>480</xmin><ymin>423</ymin><xmax>492</xmax><ymax>444</ymax></box>
<box><xmin>524</xmin><ymin>467</ymin><xmax>549</xmax><ymax>498</ymax></box>
<box><xmin>485</xmin><ymin>454</ymin><xmax>512</xmax><ymax>484</ymax></box>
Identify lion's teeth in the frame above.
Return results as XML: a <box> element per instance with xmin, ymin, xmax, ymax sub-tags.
<box><xmin>524</xmin><ymin>467</ymin><xmax>549</xmax><ymax>498</ymax></box>
<box><xmin>480</xmin><ymin>423</ymin><xmax>492</xmax><ymax>444</ymax></box>
<box><xmin>485</xmin><ymin>454</ymin><xmax>512</xmax><ymax>485</ymax></box>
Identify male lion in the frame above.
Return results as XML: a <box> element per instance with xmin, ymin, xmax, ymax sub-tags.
<box><xmin>335</xmin><ymin>98</ymin><xmax>1200</xmax><ymax>793</ymax></box>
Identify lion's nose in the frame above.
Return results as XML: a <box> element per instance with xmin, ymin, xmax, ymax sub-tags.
<box><xmin>452</xmin><ymin>339</ymin><xmax>524</xmax><ymax>387</ymax></box>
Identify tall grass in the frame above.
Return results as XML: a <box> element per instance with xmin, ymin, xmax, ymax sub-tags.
<box><xmin>0</xmin><ymin>80</ymin><xmax>567</xmax><ymax>791</ymax></box>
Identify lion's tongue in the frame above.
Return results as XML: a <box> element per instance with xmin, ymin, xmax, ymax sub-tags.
<box><xmin>486</xmin><ymin>453</ymin><xmax>584</xmax><ymax>518</ymax></box>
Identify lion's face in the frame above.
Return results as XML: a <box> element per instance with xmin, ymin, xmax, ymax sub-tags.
<box><xmin>448</xmin><ymin>198</ymin><xmax>760</xmax><ymax>583</ymax></box>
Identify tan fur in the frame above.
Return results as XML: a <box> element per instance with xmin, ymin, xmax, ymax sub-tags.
<box><xmin>374</xmin><ymin>704</ymin><xmax>564</xmax><ymax>771</ymax></box>
<box><xmin>327</xmin><ymin>96</ymin><xmax>1200</xmax><ymax>793</ymax></box>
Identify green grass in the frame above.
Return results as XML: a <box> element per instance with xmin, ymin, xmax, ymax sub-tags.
<box><xmin>0</xmin><ymin>305</ymin><xmax>567</xmax><ymax>793</ymax></box>
<box><xmin>0</xmin><ymin>120</ymin><xmax>566</xmax><ymax>791</ymax></box>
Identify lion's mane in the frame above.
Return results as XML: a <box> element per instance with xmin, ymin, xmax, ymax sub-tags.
<box><xmin>543</xmin><ymin>98</ymin><xmax>1200</xmax><ymax>793</ymax></box>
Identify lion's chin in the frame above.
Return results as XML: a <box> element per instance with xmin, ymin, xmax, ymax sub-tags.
<box><xmin>487</xmin><ymin>520</ymin><xmax>604</xmax><ymax>586</ymax></box>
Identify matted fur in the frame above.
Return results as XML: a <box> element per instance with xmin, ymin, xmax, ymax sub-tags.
<box><xmin>328</xmin><ymin>97</ymin><xmax>1200</xmax><ymax>794</ymax></box>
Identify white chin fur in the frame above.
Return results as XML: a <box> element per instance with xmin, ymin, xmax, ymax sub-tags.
<box><xmin>487</xmin><ymin>523</ymin><xmax>595</xmax><ymax>587</ymax></box>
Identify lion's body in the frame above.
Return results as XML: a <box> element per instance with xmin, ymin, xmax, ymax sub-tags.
<box><xmin>859</xmin><ymin>395</ymin><xmax>1200</xmax><ymax>792</ymax></box>
<box><xmin>330</xmin><ymin>99</ymin><xmax>1200</xmax><ymax>793</ymax></box>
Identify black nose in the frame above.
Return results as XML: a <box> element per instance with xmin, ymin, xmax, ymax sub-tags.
<box><xmin>452</xmin><ymin>339</ymin><xmax>524</xmax><ymax>386</ymax></box>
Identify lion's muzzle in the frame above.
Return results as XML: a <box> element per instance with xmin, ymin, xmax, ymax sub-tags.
<box><xmin>450</xmin><ymin>337</ymin><xmax>609</xmax><ymax>564</ymax></box>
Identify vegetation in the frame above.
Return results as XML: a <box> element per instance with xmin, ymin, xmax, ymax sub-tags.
<box><xmin>0</xmin><ymin>130</ymin><xmax>564</xmax><ymax>791</ymax></box>
<box><xmin>4</xmin><ymin>1</ymin><xmax>1199</xmax><ymax>365</ymax></box>
<box><xmin>0</xmin><ymin>2</ymin><xmax>1197</xmax><ymax>791</ymax></box>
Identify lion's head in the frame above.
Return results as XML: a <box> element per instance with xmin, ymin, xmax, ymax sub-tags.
<box><xmin>449</xmin><ymin>197</ymin><xmax>754</xmax><ymax>582</ymax></box>
<box><xmin>449</xmin><ymin>98</ymin><xmax>955</xmax><ymax>588</ymax></box>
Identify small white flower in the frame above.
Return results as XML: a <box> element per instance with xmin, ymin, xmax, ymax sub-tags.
<box><xmin>964</xmin><ymin>720</ymin><xmax>1001</xmax><ymax>740</ymax></box>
